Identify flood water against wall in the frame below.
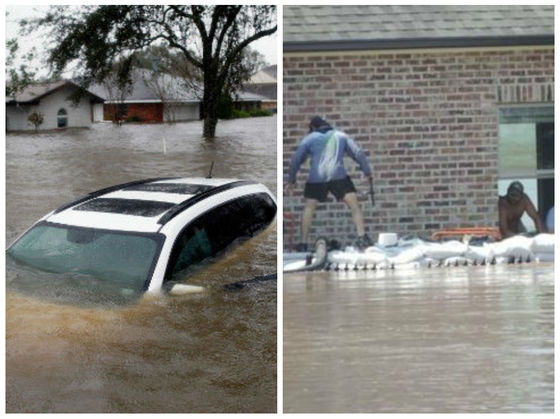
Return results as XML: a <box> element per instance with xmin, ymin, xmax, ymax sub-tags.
<box><xmin>284</xmin><ymin>264</ymin><xmax>553</xmax><ymax>413</ymax></box>
<box><xmin>6</xmin><ymin>117</ymin><xmax>277</xmax><ymax>413</ymax></box>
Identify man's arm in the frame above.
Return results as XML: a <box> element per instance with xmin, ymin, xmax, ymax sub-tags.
<box><xmin>524</xmin><ymin>196</ymin><xmax>545</xmax><ymax>233</ymax></box>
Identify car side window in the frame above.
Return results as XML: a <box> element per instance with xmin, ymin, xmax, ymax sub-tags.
<box><xmin>170</xmin><ymin>221</ymin><xmax>212</xmax><ymax>276</ymax></box>
<box><xmin>167</xmin><ymin>193</ymin><xmax>276</xmax><ymax>280</ymax></box>
<box><xmin>204</xmin><ymin>193</ymin><xmax>276</xmax><ymax>253</ymax></box>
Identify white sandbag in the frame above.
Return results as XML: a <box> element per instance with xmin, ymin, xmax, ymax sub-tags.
<box><xmin>464</xmin><ymin>245</ymin><xmax>494</xmax><ymax>263</ymax></box>
<box><xmin>423</xmin><ymin>240</ymin><xmax>468</xmax><ymax>260</ymax></box>
<box><xmin>375</xmin><ymin>260</ymin><xmax>392</xmax><ymax>270</ymax></box>
<box><xmin>495</xmin><ymin>256</ymin><xmax>510</xmax><ymax>265</ymax></box>
<box><xmin>329</xmin><ymin>250</ymin><xmax>388</xmax><ymax>266</ymax></box>
<box><xmin>328</xmin><ymin>250</ymin><xmax>359</xmax><ymax>265</ymax></box>
<box><xmin>490</xmin><ymin>235</ymin><xmax>534</xmax><ymax>260</ymax></box>
<box><xmin>388</xmin><ymin>246</ymin><xmax>426</xmax><ymax>265</ymax></box>
<box><xmin>393</xmin><ymin>257</ymin><xmax>437</xmax><ymax>270</ymax></box>
<box><xmin>534</xmin><ymin>253</ymin><xmax>554</xmax><ymax>263</ymax></box>
<box><xmin>530</xmin><ymin>233</ymin><xmax>555</xmax><ymax>254</ymax></box>
<box><xmin>357</xmin><ymin>252</ymin><xmax>388</xmax><ymax>265</ymax></box>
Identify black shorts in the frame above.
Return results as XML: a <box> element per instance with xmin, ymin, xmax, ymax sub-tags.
<box><xmin>304</xmin><ymin>177</ymin><xmax>356</xmax><ymax>202</ymax></box>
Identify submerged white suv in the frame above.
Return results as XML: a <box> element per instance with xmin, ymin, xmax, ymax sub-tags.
<box><xmin>7</xmin><ymin>177</ymin><xmax>277</xmax><ymax>300</ymax></box>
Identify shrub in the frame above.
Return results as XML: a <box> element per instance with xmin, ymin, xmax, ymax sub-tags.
<box><xmin>231</xmin><ymin>109</ymin><xmax>251</xmax><ymax>118</ymax></box>
<box><xmin>27</xmin><ymin>111</ymin><xmax>44</xmax><ymax>131</ymax></box>
<box><xmin>126</xmin><ymin>114</ymin><xmax>142</xmax><ymax>122</ymax></box>
<box><xmin>249</xmin><ymin>109</ymin><xmax>272</xmax><ymax>117</ymax></box>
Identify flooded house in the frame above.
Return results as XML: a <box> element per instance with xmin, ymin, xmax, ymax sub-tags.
<box><xmin>90</xmin><ymin>70</ymin><xmax>200</xmax><ymax>123</ymax></box>
<box><xmin>283</xmin><ymin>5</ymin><xmax>554</xmax><ymax>247</ymax></box>
<box><xmin>90</xmin><ymin>69</ymin><xmax>270</xmax><ymax>123</ymax></box>
<box><xmin>6</xmin><ymin>80</ymin><xmax>105</xmax><ymax>131</ymax></box>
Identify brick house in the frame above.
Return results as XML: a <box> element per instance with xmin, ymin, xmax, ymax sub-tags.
<box><xmin>91</xmin><ymin>69</ymin><xmax>269</xmax><ymax>123</ymax></box>
<box><xmin>283</xmin><ymin>5</ymin><xmax>554</xmax><ymax>249</ymax></box>
<box><xmin>90</xmin><ymin>70</ymin><xmax>200</xmax><ymax>123</ymax></box>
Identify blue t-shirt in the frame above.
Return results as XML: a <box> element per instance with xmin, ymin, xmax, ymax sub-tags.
<box><xmin>288</xmin><ymin>129</ymin><xmax>371</xmax><ymax>184</ymax></box>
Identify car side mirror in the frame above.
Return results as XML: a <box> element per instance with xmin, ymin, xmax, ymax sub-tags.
<box><xmin>168</xmin><ymin>283</ymin><xmax>205</xmax><ymax>296</ymax></box>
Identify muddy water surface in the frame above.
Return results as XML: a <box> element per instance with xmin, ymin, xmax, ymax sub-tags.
<box><xmin>284</xmin><ymin>264</ymin><xmax>553</xmax><ymax>413</ymax></box>
<box><xmin>6</xmin><ymin>117</ymin><xmax>277</xmax><ymax>413</ymax></box>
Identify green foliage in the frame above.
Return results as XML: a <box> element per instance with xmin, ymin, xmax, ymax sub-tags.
<box><xmin>6</xmin><ymin>38</ymin><xmax>36</xmax><ymax>98</ymax></box>
<box><xmin>27</xmin><ymin>111</ymin><xmax>44</xmax><ymax>130</ymax></box>
<box><xmin>229</xmin><ymin>108</ymin><xmax>272</xmax><ymax>119</ymax></box>
<box><xmin>249</xmin><ymin>109</ymin><xmax>272</xmax><ymax>117</ymax></box>
<box><xmin>126</xmin><ymin>114</ymin><xmax>142</xmax><ymax>122</ymax></box>
<box><xmin>216</xmin><ymin>93</ymin><xmax>235</xmax><ymax>119</ymax></box>
<box><xmin>231</xmin><ymin>109</ymin><xmax>251</xmax><ymax>118</ymax></box>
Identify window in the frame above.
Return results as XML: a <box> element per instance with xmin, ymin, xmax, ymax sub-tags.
<box><xmin>498</xmin><ymin>106</ymin><xmax>554</xmax><ymax>231</ymax></box>
<box><xmin>57</xmin><ymin>108</ymin><xmax>68</xmax><ymax>128</ymax></box>
<box><xmin>167</xmin><ymin>193</ymin><xmax>276</xmax><ymax>279</ymax></box>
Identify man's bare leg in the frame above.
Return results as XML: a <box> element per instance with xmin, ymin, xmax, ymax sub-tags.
<box><xmin>343</xmin><ymin>192</ymin><xmax>365</xmax><ymax>236</ymax></box>
<box><xmin>301</xmin><ymin>198</ymin><xmax>318</xmax><ymax>244</ymax></box>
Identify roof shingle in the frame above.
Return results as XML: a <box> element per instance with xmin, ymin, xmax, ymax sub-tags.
<box><xmin>284</xmin><ymin>5</ymin><xmax>554</xmax><ymax>50</ymax></box>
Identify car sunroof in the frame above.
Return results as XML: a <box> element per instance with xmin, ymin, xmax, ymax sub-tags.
<box><xmin>73</xmin><ymin>198</ymin><xmax>175</xmax><ymax>217</ymax></box>
<box><xmin>124</xmin><ymin>183</ymin><xmax>214</xmax><ymax>195</ymax></box>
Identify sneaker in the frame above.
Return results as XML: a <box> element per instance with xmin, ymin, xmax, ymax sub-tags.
<box><xmin>355</xmin><ymin>234</ymin><xmax>373</xmax><ymax>250</ymax></box>
<box><xmin>295</xmin><ymin>242</ymin><xmax>308</xmax><ymax>252</ymax></box>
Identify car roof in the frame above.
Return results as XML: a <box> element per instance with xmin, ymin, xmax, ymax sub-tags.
<box><xmin>45</xmin><ymin>177</ymin><xmax>256</xmax><ymax>233</ymax></box>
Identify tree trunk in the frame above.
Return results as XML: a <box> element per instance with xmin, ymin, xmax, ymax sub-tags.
<box><xmin>202</xmin><ymin>71</ymin><xmax>219</xmax><ymax>138</ymax></box>
<box><xmin>203</xmin><ymin>113</ymin><xmax>218</xmax><ymax>139</ymax></box>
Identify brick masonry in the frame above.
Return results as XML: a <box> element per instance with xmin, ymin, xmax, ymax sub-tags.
<box><xmin>283</xmin><ymin>47</ymin><xmax>554</xmax><ymax>248</ymax></box>
<box><xmin>104</xmin><ymin>103</ymin><xmax>164</xmax><ymax>122</ymax></box>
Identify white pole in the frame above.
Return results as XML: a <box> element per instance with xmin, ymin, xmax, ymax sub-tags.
<box><xmin>162</xmin><ymin>136</ymin><xmax>167</xmax><ymax>154</ymax></box>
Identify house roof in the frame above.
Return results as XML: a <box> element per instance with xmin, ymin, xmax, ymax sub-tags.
<box><xmin>90</xmin><ymin>69</ymin><xmax>269</xmax><ymax>104</ymax></box>
<box><xmin>249</xmin><ymin>71</ymin><xmax>276</xmax><ymax>84</ymax></box>
<box><xmin>7</xmin><ymin>80</ymin><xmax>105</xmax><ymax>104</ymax></box>
<box><xmin>244</xmin><ymin>65</ymin><xmax>277</xmax><ymax>100</ymax></box>
<box><xmin>235</xmin><ymin>90</ymin><xmax>270</xmax><ymax>102</ymax></box>
<box><xmin>249</xmin><ymin>65</ymin><xmax>277</xmax><ymax>83</ymax></box>
<box><xmin>89</xmin><ymin>70</ymin><xmax>200</xmax><ymax>103</ymax></box>
<box><xmin>284</xmin><ymin>5</ymin><xmax>554</xmax><ymax>52</ymax></box>
<box><xmin>261</xmin><ymin>65</ymin><xmax>277</xmax><ymax>79</ymax></box>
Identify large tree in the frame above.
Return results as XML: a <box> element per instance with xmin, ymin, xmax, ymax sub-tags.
<box><xmin>28</xmin><ymin>5</ymin><xmax>276</xmax><ymax>138</ymax></box>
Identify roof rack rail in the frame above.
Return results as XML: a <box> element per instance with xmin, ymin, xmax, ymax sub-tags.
<box><xmin>157</xmin><ymin>180</ymin><xmax>256</xmax><ymax>225</ymax></box>
<box><xmin>53</xmin><ymin>177</ymin><xmax>178</xmax><ymax>214</ymax></box>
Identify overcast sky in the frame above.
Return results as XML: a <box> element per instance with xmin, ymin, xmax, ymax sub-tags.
<box><xmin>6</xmin><ymin>5</ymin><xmax>278</xmax><ymax>78</ymax></box>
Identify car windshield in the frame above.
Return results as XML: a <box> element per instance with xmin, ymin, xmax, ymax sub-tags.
<box><xmin>7</xmin><ymin>223</ymin><xmax>162</xmax><ymax>302</ymax></box>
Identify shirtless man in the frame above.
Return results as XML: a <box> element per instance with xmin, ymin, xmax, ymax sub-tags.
<box><xmin>498</xmin><ymin>181</ymin><xmax>544</xmax><ymax>239</ymax></box>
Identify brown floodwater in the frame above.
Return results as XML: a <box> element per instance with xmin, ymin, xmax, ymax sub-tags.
<box><xmin>6</xmin><ymin>117</ymin><xmax>277</xmax><ymax>413</ymax></box>
<box><xmin>284</xmin><ymin>264</ymin><xmax>554</xmax><ymax>413</ymax></box>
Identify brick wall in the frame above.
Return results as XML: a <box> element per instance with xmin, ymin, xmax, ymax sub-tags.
<box><xmin>283</xmin><ymin>47</ymin><xmax>554</xmax><ymax>248</ymax></box>
<box><xmin>104</xmin><ymin>103</ymin><xmax>163</xmax><ymax>122</ymax></box>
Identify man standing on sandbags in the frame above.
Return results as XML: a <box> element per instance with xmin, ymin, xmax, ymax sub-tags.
<box><xmin>285</xmin><ymin>116</ymin><xmax>373</xmax><ymax>251</ymax></box>
<box><xmin>498</xmin><ymin>181</ymin><xmax>545</xmax><ymax>239</ymax></box>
